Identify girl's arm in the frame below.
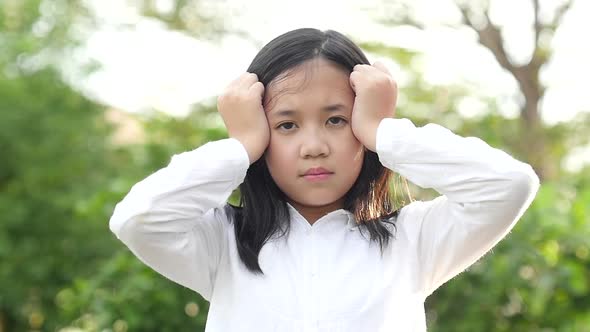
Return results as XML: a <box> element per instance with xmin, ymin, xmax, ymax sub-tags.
<box><xmin>109</xmin><ymin>138</ymin><xmax>250</xmax><ymax>300</ymax></box>
<box><xmin>109</xmin><ymin>72</ymin><xmax>266</xmax><ymax>300</ymax></box>
<box><xmin>375</xmin><ymin>117</ymin><xmax>540</xmax><ymax>296</ymax></box>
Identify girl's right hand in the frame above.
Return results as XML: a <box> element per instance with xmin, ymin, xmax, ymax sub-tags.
<box><xmin>217</xmin><ymin>73</ymin><xmax>270</xmax><ymax>164</ymax></box>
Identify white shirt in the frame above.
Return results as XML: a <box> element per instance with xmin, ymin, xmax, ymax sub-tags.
<box><xmin>109</xmin><ymin>118</ymin><xmax>539</xmax><ymax>332</ymax></box>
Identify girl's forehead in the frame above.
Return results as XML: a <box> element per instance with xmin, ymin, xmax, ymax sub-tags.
<box><xmin>271</xmin><ymin>58</ymin><xmax>348</xmax><ymax>89</ymax></box>
<box><xmin>264</xmin><ymin>58</ymin><xmax>352</xmax><ymax>109</ymax></box>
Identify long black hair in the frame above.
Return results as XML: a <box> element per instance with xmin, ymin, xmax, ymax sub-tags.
<box><xmin>224</xmin><ymin>28</ymin><xmax>400</xmax><ymax>274</ymax></box>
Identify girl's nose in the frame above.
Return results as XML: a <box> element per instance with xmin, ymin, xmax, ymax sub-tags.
<box><xmin>300</xmin><ymin>131</ymin><xmax>330</xmax><ymax>158</ymax></box>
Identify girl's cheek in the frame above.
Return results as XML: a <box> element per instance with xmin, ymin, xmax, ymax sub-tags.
<box><xmin>271</xmin><ymin>137</ymin><xmax>295</xmax><ymax>156</ymax></box>
<box><xmin>269</xmin><ymin>132</ymin><xmax>284</xmax><ymax>147</ymax></box>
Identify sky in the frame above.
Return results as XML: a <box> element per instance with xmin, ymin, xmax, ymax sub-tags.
<box><xmin>77</xmin><ymin>0</ymin><xmax>589</xmax><ymax>118</ymax></box>
<box><xmin>72</xmin><ymin>0</ymin><xmax>590</xmax><ymax>169</ymax></box>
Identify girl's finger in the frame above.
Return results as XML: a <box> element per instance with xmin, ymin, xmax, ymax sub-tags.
<box><xmin>349</xmin><ymin>71</ymin><xmax>360</xmax><ymax>92</ymax></box>
<box><xmin>372</xmin><ymin>61</ymin><xmax>391</xmax><ymax>75</ymax></box>
<box><xmin>353</xmin><ymin>64</ymin><xmax>371</xmax><ymax>72</ymax></box>
<box><xmin>249</xmin><ymin>81</ymin><xmax>265</xmax><ymax>98</ymax></box>
<box><xmin>226</xmin><ymin>73</ymin><xmax>246</xmax><ymax>88</ymax></box>
<box><xmin>240</xmin><ymin>72</ymin><xmax>260</xmax><ymax>87</ymax></box>
<box><xmin>226</xmin><ymin>72</ymin><xmax>254</xmax><ymax>90</ymax></box>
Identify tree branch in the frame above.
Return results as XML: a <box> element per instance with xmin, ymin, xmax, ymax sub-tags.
<box><xmin>533</xmin><ymin>0</ymin><xmax>541</xmax><ymax>46</ymax></box>
<box><xmin>552</xmin><ymin>0</ymin><xmax>573</xmax><ymax>28</ymax></box>
<box><xmin>529</xmin><ymin>0</ymin><xmax>572</xmax><ymax>69</ymax></box>
<box><xmin>457</xmin><ymin>4</ymin><xmax>515</xmax><ymax>73</ymax></box>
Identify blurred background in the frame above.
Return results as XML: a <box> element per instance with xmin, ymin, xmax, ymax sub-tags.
<box><xmin>1</xmin><ymin>0</ymin><xmax>589</xmax><ymax>331</ymax></box>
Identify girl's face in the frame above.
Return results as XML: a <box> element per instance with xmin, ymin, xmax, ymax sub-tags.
<box><xmin>264</xmin><ymin>58</ymin><xmax>364</xmax><ymax>219</ymax></box>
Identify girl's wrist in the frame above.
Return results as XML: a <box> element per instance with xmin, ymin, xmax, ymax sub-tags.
<box><xmin>236</xmin><ymin>136</ymin><xmax>267</xmax><ymax>165</ymax></box>
<box><xmin>354</xmin><ymin>121</ymin><xmax>381</xmax><ymax>152</ymax></box>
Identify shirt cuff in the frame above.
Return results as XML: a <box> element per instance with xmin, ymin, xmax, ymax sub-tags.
<box><xmin>179</xmin><ymin>137</ymin><xmax>250</xmax><ymax>189</ymax></box>
<box><xmin>219</xmin><ymin>138</ymin><xmax>251</xmax><ymax>188</ymax></box>
<box><xmin>375</xmin><ymin>117</ymin><xmax>415</xmax><ymax>169</ymax></box>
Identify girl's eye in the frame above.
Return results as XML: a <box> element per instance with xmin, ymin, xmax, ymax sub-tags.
<box><xmin>277</xmin><ymin>122</ymin><xmax>296</xmax><ymax>131</ymax></box>
<box><xmin>328</xmin><ymin>117</ymin><xmax>347</xmax><ymax>126</ymax></box>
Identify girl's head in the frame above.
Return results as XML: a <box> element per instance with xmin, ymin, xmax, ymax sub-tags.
<box><xmin>229</xmin><ymin>28</ymin><xmax>397</xmax><ymax>274</ymax></box>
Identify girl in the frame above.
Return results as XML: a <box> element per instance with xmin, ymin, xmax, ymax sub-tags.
<box><xmin>109</xmin><ymin>28</ymin><xmax>539</xmax><ymax>331</ymax></box>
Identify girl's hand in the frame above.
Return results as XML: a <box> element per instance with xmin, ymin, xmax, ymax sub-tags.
<box><xmin>349</xmin><ymin>62</ymin><xmax>397</xmax><ymax>152</ymax></box>
<box><xmin>217</xmin><ymin>73</ymin><xmax>270</xmax><ymax>164</ymax></box>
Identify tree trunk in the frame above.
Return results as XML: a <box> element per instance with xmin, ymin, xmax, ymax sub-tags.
<box><xmin>520</xmin><ymin>99</ymin><xmax>550</xmax><ymax>180</ymax></box>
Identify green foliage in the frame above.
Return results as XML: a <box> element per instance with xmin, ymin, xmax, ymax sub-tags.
<box><xmin>0</xmin><ymin>67</ymin><xmax>114</xmax><ymax>331</ymax></box>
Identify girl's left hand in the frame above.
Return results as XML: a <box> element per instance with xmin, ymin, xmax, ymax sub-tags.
<box><xmin>349</xmin><ymin>62</ymin><xmax>397</xmax><ymax>152</ymax></box>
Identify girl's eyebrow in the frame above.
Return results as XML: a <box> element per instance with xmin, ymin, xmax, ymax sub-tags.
<box><xmin>269</xmin><ymin>104</ymin><xmax>347</xmax><ymax>118</ymax></box>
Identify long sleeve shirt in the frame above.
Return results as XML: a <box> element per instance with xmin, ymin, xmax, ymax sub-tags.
<box><xmin>109</xmin><ymin>117</ymin><xmax>540</xmax><ymax>332</ymax></box>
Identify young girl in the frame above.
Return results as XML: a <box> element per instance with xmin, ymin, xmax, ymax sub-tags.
<box><xmin>109</xmin><ymin>28</ymin><xmax>539</xmax><ymax>331</ymax></box>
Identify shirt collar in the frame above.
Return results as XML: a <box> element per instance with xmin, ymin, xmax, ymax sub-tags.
<box><xmin>286</xmin><ymin>202</ymin><xmax>358</xmax><ymax>231</ymax></box>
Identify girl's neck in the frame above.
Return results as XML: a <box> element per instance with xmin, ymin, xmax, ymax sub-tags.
<box><xmin>288</xmin><ymin>198</ymin><xmax>345</xmax><ymax>225</ymax></box>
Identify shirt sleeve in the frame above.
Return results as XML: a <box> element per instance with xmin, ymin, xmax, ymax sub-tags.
<box><xmin>108</xmin><ymin>138</ymin><xmax>250</xmax><ymax>300</ymax></box>
<box><xmin>375</xmin><ymin>118</ymin><xmax>540</xmax><ymax>296</ymax></box>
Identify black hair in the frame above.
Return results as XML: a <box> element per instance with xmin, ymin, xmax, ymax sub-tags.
<box><xmin>224</xmin><ymin>28</ymin><xmax>400</xmax><ymax>274</ymax></box>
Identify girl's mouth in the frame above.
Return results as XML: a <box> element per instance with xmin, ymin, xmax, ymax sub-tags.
<box><xmin>302</xmin><ymin>173</ymin><xmax>333</xmax><ymax>181</ymax></box>
<box><xmin>301</xmin><ymin>167</ymin><xmax>333</xmax><ymax>181</ymax></box>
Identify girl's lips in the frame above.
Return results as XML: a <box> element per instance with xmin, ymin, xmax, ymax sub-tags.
<box><xmin>303</xmin><ymin>167</ymin><xmax>332</xmax><ymax>176</ymax></box>
<box><xmin>301</xmin><ymin>167</ymin><xmax>333</xmax><ymax>181</ymax></box>
<box><xmin>302</xmin><ymin>173</ymin><xmax>333</xmax><ymax>181</ymax></box>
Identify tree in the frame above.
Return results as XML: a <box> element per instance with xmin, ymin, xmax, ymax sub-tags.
<box><xmin>371</xmin><ymin>0</ymin><xmax>586</xmax><ymax>180</ymax></box>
